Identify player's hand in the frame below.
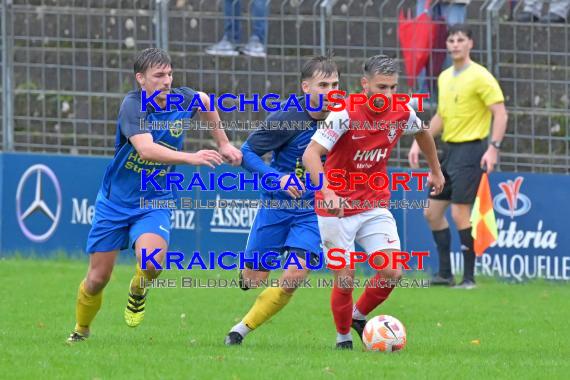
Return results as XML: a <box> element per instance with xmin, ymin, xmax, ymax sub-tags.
<box><xmin>280</xmin><ymin>174</ymin><xmax>306</xmax><ymax>199</ymax></box>
<box><xmin>187</xmin><ymin>150</ymin><xmax>224</xmax><ymax>169</ymax></box>
<box><xmin>408</xmin><ymin>141</ymin><xmax>421</xmax><ymax>169</ymax></box>
<box><xmin>480</xmin><ymin>146</ymin><xmax>498</xmax><ymax>173</ymax></box>
<box><xmin>219</xmin><ymin>143</ymin><xmax>243</xmax><ymax>166</ymax></box>
<box><xmin>426</xmin><ymin>169</ymin><xmax>445</xmax><ymax>196</ymax></box>
<box><xmin>323</xmin><ymin>190</ymin><xmax>349</xmax><ymax>217</ymax></box>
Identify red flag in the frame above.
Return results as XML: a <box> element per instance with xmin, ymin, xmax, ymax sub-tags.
<box><xmin>398</xmin><ymin>0</ymin><xmax>436</xmax><ymax>88</ymax></box>
<box><xmin>470</xmin><ymin>173</ymin><xmax>498</xmax><ymax>256</ymax></box>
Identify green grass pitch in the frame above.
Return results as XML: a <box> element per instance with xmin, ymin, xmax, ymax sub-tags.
<box><xmin>1</xmin><ymin>257</ymin><xmax>569</xmax><ymax>379</ymax></box>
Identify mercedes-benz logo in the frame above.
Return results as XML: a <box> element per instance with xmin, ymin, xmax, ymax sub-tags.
<box><xmin>16</xmin><ymin>164</ymin><xmax>62</xmax><ymax>242</ymax></box>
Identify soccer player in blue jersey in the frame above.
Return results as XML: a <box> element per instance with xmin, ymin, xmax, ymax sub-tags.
<box><xmin>224</xmin><ymin>56</ymin><xmax>340</xmax><ymax>345</ymax></box>
<box><xmin>67</xmin><ymin>48</ymin><xmax>242</xmax><ymax>342</ymax></box>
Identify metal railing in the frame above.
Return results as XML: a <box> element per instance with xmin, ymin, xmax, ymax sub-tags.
<box><xmin>489</xmin><ymin>0</ymin><xmax>569</xmax><ymax>173</ymax></box>
<box><xmin>4</xmin><ymin>0</ymin><xmax>157</xmax><ymax>155</ymax></box>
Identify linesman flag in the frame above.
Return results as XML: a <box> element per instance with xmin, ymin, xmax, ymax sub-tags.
<box><xmin>470</xmin><ymin>173</ymin><xmax>498</xmax><ymax>256</ymax></box>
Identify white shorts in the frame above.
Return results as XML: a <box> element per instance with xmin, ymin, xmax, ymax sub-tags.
<box><xmin>317</xmin><ymin>208</ymin><xmax>401</xmax><ymax>264</ymax></box>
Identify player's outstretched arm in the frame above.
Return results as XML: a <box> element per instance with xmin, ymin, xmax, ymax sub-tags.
<box><xmin>241</xmin><ymin>141</ymin><xmax>277</xmax><ymax>177</ymax></box>
<box><xmin>413</xmin><ymin>129</ymin><xmax>445</xmax><ymax>196</ymax></box>
<box><xmin>129</xmin><ymin>133</ymin><xmax>223</xmax><ymax>169</ymax></box>
<box><xmin>196</xmin><ymin>91</ymin><xmax>242</xmax><ymax>166</ymax></box>
<box><xmin>241</xmin><ymin>122</ymin><xmax>307</xmax><ymax>198</ymax></box>
<box><xmin>240</xmin><ymin>141</ymin><xmax>304</xmax><ymax>199</ymax></box>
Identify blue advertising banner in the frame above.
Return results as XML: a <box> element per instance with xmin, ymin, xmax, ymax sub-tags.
<box><xmin>1</xmin><ymin>152</ymin><xmax>568</xmax><ymax>280</ymax></box>
<box><xmin>404</xmin><ymin>172</ymin><xmax>570</xmax><ymax>281</ymax></box>
<box><xmin>3</xmin><ymin>154</ymin><xmax>108</xmax><ymax>254</ymax></box>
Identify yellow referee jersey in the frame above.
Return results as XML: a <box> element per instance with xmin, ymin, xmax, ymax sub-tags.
<box><xmin>437</xmin><ymin>61</ymin><xmax>504</xmax><ymax>143</ymax></box>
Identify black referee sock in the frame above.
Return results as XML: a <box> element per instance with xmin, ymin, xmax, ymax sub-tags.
<box><xmin>459</xmin><ymin>228</ymin><xmax>475</xmax><ymax>282</ymax></box>
<box><xmin>432</xmin><ymin>228</ymin><xmax>452</xmax><ymax>278</ymax></box>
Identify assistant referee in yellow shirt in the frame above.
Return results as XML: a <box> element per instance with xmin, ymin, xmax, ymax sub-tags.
<box><xmin>408</xmin><ymin>24</ymin><xmax>508</xmax><ymax>289</ymax></box>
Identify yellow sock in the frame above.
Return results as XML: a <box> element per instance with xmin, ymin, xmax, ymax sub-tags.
<box><xmin>130</xmin><ymin>262</ymin><xmax>154</xmax><ymax>295</ymax></box>
<box><xmin>75</xmin><ymin>280</ymin><xmax>102</xmax><ymax>335</ymax></box>
<box><xmin>243</xmin><ymin>287</ymin><xmax>293</xmax><ymax>330</ymax></box>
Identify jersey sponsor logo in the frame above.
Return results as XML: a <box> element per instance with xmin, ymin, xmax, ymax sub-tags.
<box><xmin>169</xmin><ymin>120</ymin><xmax>183</xmax><ymax>138</ymax></box>
<box><xmin>353</xmin><ymin>148</ymin><xmax>388</xmax><ymax>162</ymax></box>
<box><xmin>16</xmin><ymin>164</ymin><xmax>62</xmax><ymax>242</ymax></box>
<box><xmin>387</xmin><ymin>126</ymin><xmax>398</xmax><ymax>143</ymax></box>
<box><xmin>295</xmin><ymin>157</ymin><xmax>306</xmax><ymax>180</ymax></box>
<box><xmin>125</xmin><ymin>151</ymin><xmax>167</xmax><ymax>177</ymax></box>
<box><xmin>326</xmin><ymin>129</ymin><xmax>340</xmax><ymax>137</ymax></box>
<box><xmin>321</xmin><ymin>129</ymin><xmax>340</xmax><ymax>144</ymax></box>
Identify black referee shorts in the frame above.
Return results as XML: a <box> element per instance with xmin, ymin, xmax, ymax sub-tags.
<box><xmin>429</xmin><ymin>139</ymin><xmax>487</xmax><ymax>204</ymax></box>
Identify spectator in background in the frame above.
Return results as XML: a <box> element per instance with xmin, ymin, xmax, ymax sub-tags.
<box><xmin>417</xmin><ymin>0</ymin><xmax>470</xmax><ymax>27</ymax></box>
<box><xmin>516</xmin><ymin>0</ymin><xmax>569</xmax><ymax>23</ymax></box>
<box><xmin>205</xmin><ymin>0</ymin><xmax>268</xmax><ymax>58</ymax></box>
<box><xmin>414</xmin><ymin>0</ymin><xmax>471</xmax><ymax>109</ymax></box>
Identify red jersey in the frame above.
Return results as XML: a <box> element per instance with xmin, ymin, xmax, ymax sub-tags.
<box><xmin>311</xmin><ymin>96</ymin><xmax>422</xmax><ymax>217</ymax></box>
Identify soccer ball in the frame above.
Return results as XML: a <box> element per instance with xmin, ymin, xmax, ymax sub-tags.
<box><xmin>362</xmin><ymin>315</ymin><xmax>407</xmax><ymax>352</ymax></box>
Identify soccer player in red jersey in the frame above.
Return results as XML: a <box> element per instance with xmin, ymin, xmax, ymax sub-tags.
<box><xmin>303</xmin><ymin>55</ymin><xmax>445</xmax><ymax>349</ymax></box>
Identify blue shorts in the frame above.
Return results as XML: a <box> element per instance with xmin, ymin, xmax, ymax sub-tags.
<box><xmin>244</xmin><ymin>206</ymin><xmax>321</xmax><ymax>270</ymax></box>
<box><xmin>85</xmin><ymin>192</ymin><xmax>172</xmax><ymax>254</ymax></box>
